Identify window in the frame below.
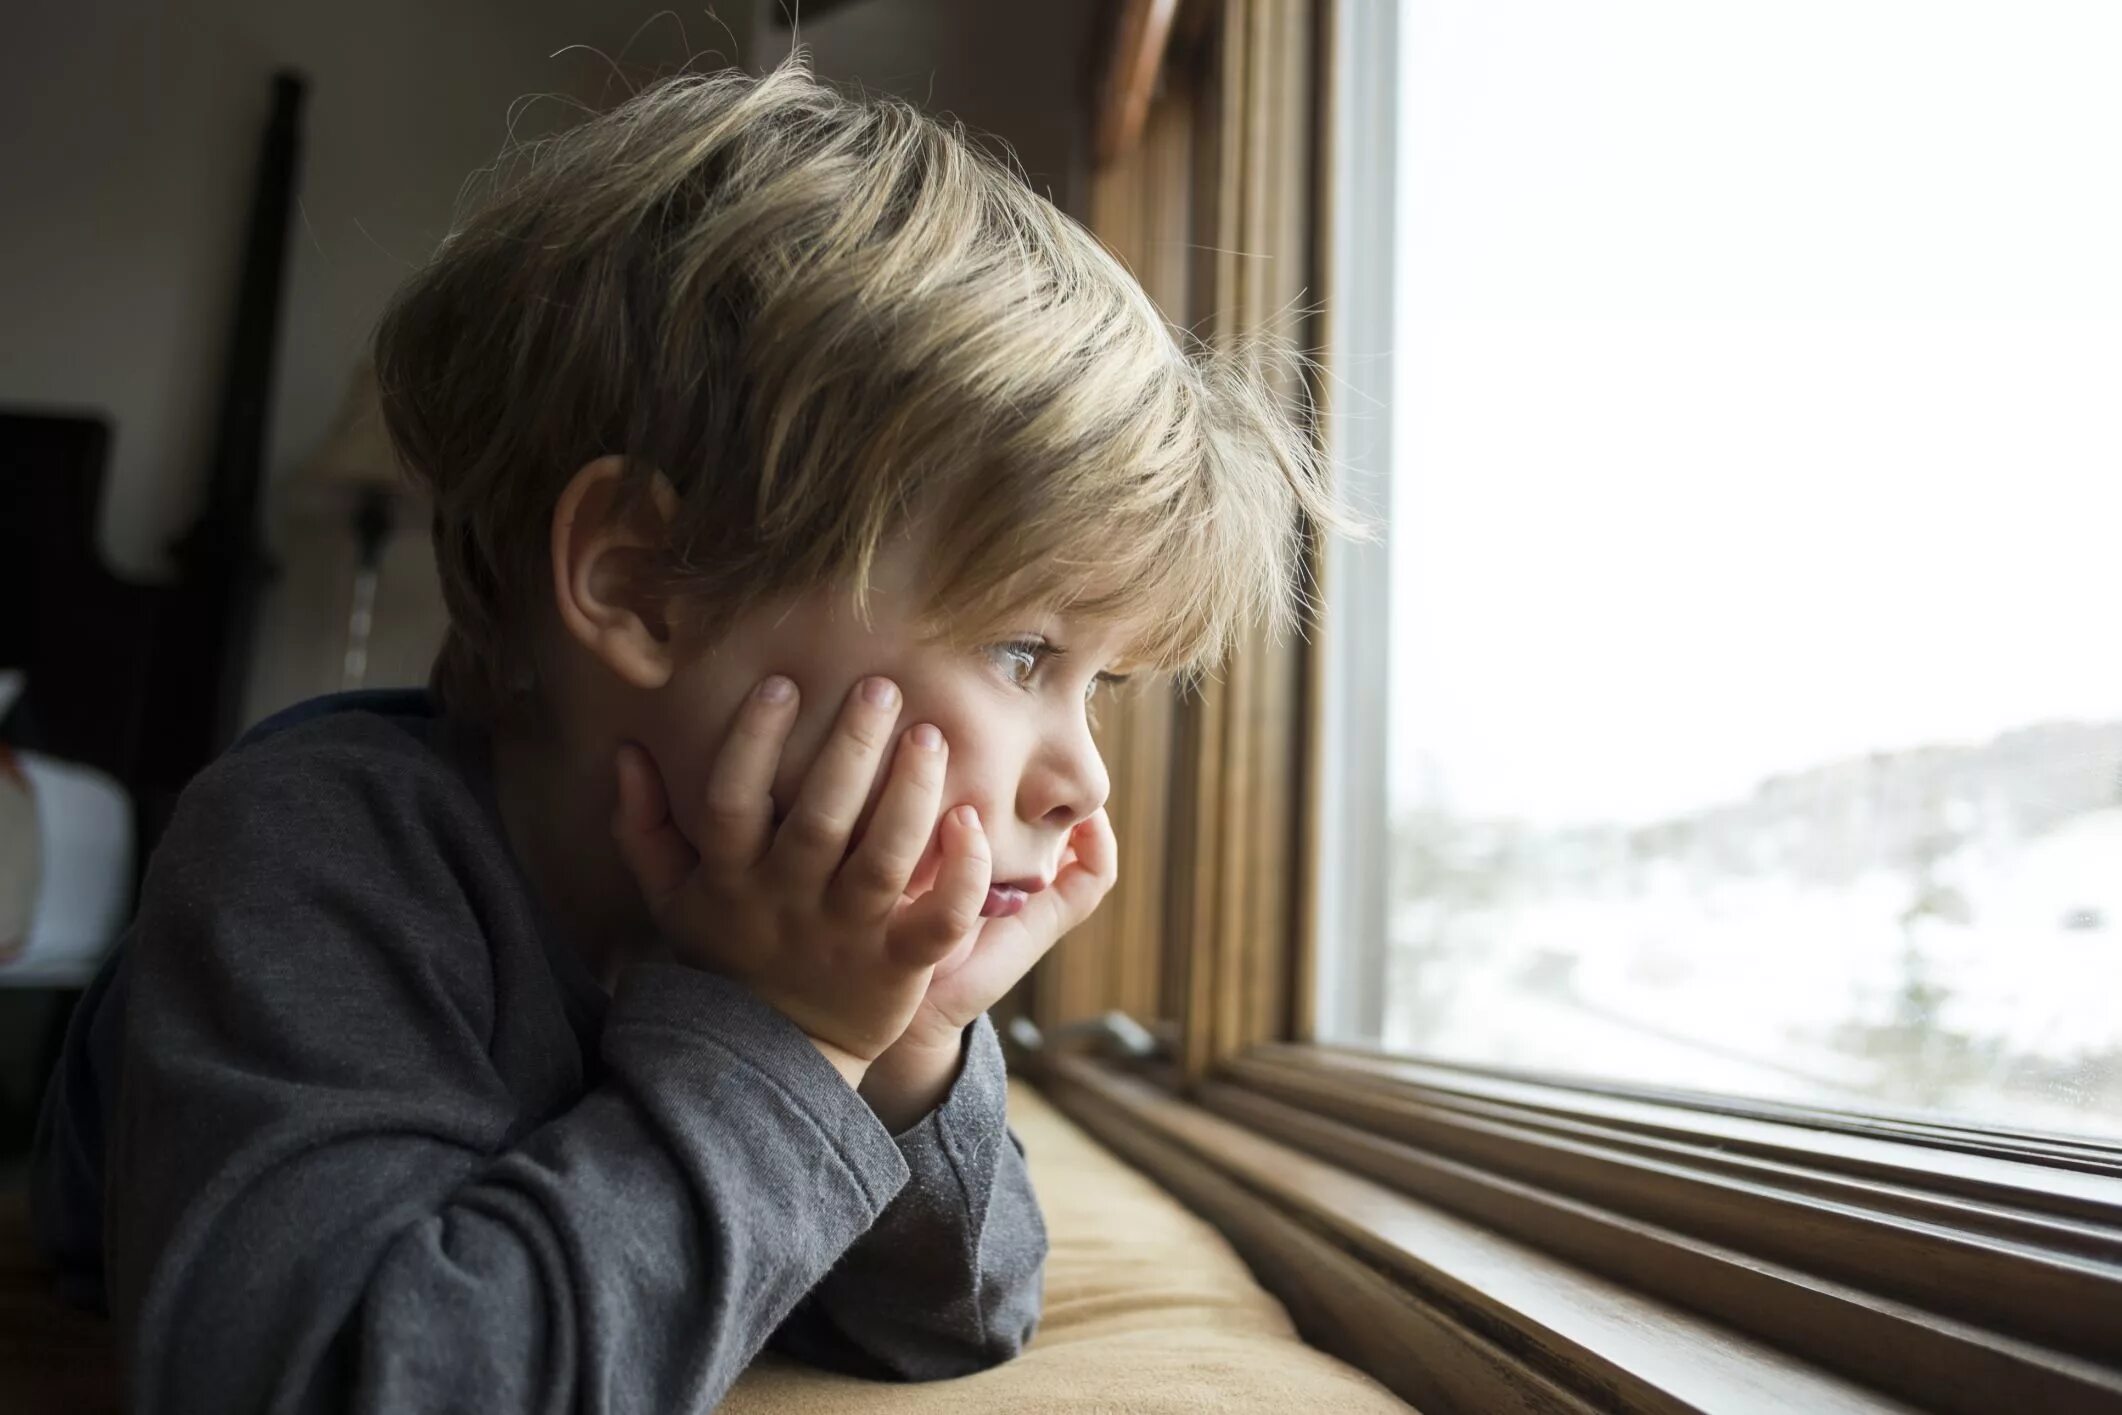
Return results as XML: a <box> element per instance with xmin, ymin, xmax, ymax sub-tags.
<box><xmin>1318</xmin><ymin>0</ymin><xmax>2122</xmax><ymax>1139</ymax></box>
<box><xmin>1059</xmin><ymin>7</ymin><xmax>2122</xmax><ymax>1407</ymax></box>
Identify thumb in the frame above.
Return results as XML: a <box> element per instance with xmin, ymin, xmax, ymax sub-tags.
<box><xmin>611</xmin><ymin>742</ymin><xmax>695</xmax><ymax>911</ymax></box>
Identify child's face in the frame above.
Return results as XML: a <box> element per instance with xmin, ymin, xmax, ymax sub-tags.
<box><xmin>643</xmin><ymin>540</ymin><xmax>1127</xmax><ymax>897</ymax></box>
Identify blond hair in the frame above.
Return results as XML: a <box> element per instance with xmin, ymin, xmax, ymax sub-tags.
<box><xmin>375</xmin><ymin>56</ymin><xmax>1342</xmax><ymax>721</ymax></box>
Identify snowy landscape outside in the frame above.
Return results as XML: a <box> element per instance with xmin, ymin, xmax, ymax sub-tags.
<box><xmin>1381</xmin><ymin>724</ymin><xmax>2122</xmax><ymax>1137</ymax></box>
<box><xmin>1367</xmin><ymin>3</ymin><xmax>2122</xmax><ymax>1139</ymax></box>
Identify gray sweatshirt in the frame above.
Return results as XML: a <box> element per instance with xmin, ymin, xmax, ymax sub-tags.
<box><xmin>29</xmin><ymin>691</ymin><xmax>1046</xmax><ymax>1414</ymax></box>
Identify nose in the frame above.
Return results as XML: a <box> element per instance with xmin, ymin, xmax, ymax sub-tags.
<box><xmin>1022</xmin><ymin>715</ymin><xmax>1110</xmax><ymax>831</ymax></box>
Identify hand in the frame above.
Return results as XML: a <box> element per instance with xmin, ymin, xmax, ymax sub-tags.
<box><xmin>857</xmin><ymin>810</ymin><xmax>1117</xmax><ymax>1131</ymax></box>
<box><xmin>609</xmin><ymin>675</ymin><xmax>994</xmax><ymax>1084</ymax></box>
<box><xmin>898</xmin><ymin>807</ymin><xmax>1120</xmax><ymax>1055</ymax></box>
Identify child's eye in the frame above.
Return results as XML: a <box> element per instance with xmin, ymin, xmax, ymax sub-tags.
<box><xmin>989</xmin><ymin>636</ymin><xmax>1133</xmax><ymax>704</ymax></box>
<box><xmin>989</xmin><ymin>639</ymin><xmax>1045</xmax><ymax>687</ymax></box>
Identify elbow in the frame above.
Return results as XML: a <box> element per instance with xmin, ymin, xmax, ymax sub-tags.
<box><xmin>889</xmin><ymin>1324</ymin><xmax>1034</xmax><ymax>1383</ymax></box>
<box><xmin>982</xmin><ymin>1306</ymin><xmax>1041</xmax><ymax>1370</ymax></box>
<box><xmin>962</xmin><ymin>1310</ymin><xmax>1041</xmax><ymax>1378</ymax></box>
<box><xmin>876</xmin><ymin>1266</ymin><xmax>1046</xmax><ymax>1382</ymax></box>
<box><xmin>931</xmin><ymin>1264</ymin><xmax>1047</xmax><ymax>1380</ymax></box>
<box><xmin>984</xmin><ymin>1273</ymin><xmax>1046</xmax><ymax>1369</ymax></box>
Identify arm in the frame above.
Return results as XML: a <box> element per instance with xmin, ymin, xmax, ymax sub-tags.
<box><xmin>107</xmin><ymin>746</ymin><xmax>911</xmax><ymax>1415</ymax></box>
<box><xmin>768</xmin><ymin>1014</ymin><xmax>1048</xmax><ymax>1380</ymax></box>
<box><xmin>760</xmin><ymin>804</ymin><xmax>1124</xmax><ymax>1382</ymax></box>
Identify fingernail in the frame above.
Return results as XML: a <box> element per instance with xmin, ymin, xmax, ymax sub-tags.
<box><xmin>954</xmin><ymin>805</ymin><xmax>980</xmax><ymax>831</ymax></box>
<box><xmin>863</xmin><ymin>676</ymin><xmax>899</xmax><ymax>709</ymax></box>
<box><xmin>756</xmin><ymin>675</ymin><xmax>794</xmax><ymax>703</ymax></box>
<box><xmin>911</xmin><ymin>723</ymin><xmax>941</xmax><ymax>750</ymax></box>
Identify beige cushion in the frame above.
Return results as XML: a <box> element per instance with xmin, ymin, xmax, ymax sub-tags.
<box><xmin>723</xmin><ymin>1080</ymin><xmax>1411</xmax><ymax>1415</ymax></box>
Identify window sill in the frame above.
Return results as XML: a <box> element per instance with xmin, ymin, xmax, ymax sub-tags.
<box><xmin>1034</xmin><ymin>1047</ymin><xmax>2122</xmax><ymax>1414</ymax></box>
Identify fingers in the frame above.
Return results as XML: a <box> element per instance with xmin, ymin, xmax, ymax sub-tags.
<box><xmin>611</xmin><ymin>743</ymin><xmax>694</xmax><ymax>912</ymax></box>
<box><xmin>1057</xmin><ymin>808</ymin><xmax>1120</xmax><ymax>918</ymax></box>
<box><xmin>699</xmin><ymin>675</ymin><xmax>801</xmax><ymax>876</ymax></box>
<box><xmin>894</xmin><ymin>805</ymin><xmax>991</xmax><ymax>967</ymax></box>
<box><xmin>937</xmin><ymin>809</ymin><xmax>1116</xmax><ymax>1006</ymax></box>
<box><xmin>770</xmin><ymin>676</ymin><xmax>903</xmax><ymax>888</ymax></box>
<box><xmin>829</xmin><ymin>722</ymin><xmax>947</xmax><ymax>917</ymax></box>
<box><xmin>1018</xmin><ymin>808</ymin><xmax>1120</xmax><ymax>946</ymax></box>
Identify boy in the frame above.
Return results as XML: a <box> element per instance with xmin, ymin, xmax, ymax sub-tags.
<box><xmin>32</xmin><ymin>58</ymin><xmax>1332</xmax><ymax>1413</ymax></box>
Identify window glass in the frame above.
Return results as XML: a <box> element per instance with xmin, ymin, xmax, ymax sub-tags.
<box><xmin>1337</xmin><ymin>1</ymin><xmax>2122</xmax><ymax>1138</ymax></box>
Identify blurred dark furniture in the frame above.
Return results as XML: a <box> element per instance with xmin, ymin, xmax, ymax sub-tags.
<box><xmin>0</xmin><ymin>413</ymin><xmax>165</xmax><ymax>795</ymax></box>
<box><xmin>0</xmin><ymin>69</ymin><xmax>304</xmax><ymax>858</ymax></box>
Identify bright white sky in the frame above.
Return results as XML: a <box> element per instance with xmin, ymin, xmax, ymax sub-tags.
<box><xmin>1388</xmin><ymin>0</ymin><xmax>2122</xmax><ymax>827</ymax></box>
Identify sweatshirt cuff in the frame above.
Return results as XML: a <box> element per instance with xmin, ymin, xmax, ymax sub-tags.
<box><xmin>892</xmin><ymin>1012</ymin><xmax>1010</xmax><ymax>1188</ymax></box>
<box><xmin>604</xmin><ymin>963</ymin><xmax>910</xmax><ymax>1210</ymax></box>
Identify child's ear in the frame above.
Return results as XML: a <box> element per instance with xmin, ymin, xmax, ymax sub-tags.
<box><xmin>550</xmin><ymin>455</ymin><xmax>684</xmax><ymax>691</ymax></box>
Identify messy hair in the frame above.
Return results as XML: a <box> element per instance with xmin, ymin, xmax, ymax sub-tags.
<box><xmin>375</xmin><ymin>55</ymin><xmax>1343</xmax><ymax>722</ymax></box>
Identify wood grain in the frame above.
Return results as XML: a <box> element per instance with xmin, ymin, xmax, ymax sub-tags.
<box><xmin>1039</xmin><ymin>1056</ymin><xmax>1913</xmax><ymax>1414</ymax></box>
<box><xmin>1032</xmin><ymin>71</ymin><xmax>1198</xmax><ymax>1037</ymax></box>
<box><xmin>1210</xmin><ymin>1049</ymin><xmax>2122</xmax><ymax>1414</ymax></box>
<box><xmin>1095</xmin><ymin>0</ymin><xmax>1182</xmax><ymax>167</ymax></box>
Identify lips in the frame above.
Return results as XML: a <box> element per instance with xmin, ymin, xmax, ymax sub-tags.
<box><xmin>980</xmin><ymin>876</ymin><xmax>1048</xmax><ymax>919</ymax></box>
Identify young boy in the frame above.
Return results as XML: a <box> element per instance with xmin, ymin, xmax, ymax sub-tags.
<box><xmin>31</xmin><ymin>59</ymin><xmax>1331</xmax><ymax>1413</ymax></box>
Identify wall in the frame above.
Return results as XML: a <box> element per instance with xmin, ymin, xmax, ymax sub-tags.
<box><xmin>1</xmin><ymin>0</ymin><xmax>1097</xmax><ymax>723</ymax></box>
<box><xmin>768</xmin><ymin>1</ymin><xmax>1097</xmax><ymax>213</ymax></box>
<box><xmin>2</xmin><ymin>0</ymin><xmax>720</xmax><ymax>575</ymax></box>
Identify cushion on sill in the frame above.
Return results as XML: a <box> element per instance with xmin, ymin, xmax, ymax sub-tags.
<box><xmin>722</xmin><ymin>1079</ymin><xmax>1412</xmax><ymax>1415</ymax></box>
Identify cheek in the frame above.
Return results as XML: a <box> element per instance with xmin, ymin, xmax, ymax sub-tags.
<box><xmin>765</xmin><ymin>683</ymin><xmax>923</xmax><ymax>828</ymax></box>
<box><xmin>643</xmin><ymin>683</ymin><xmax>749</xmax><ymax>842</ymax></box>
<box><xmin>650</xmin><ymin>656</ymin><xmax>844</xmax><ymax>842</ymax></box>
<box><xmin>899</xmin><ymin>726</ymin><xmax>1017</xmax><ymax>895</ymax></box>
<box><xmin>766</xmin><ymin>707</ymin><xmax>833</xmax><ymax>821</ymax></box>
<box><xmin>927</xmin><ymin>715</ymin><xmax>1018</xmax><ymax>848</ymax></box>
<box><xmin>841</xmin><ymin>705</ymin><xmax>1007</xmax><ymax>866</ymax></box>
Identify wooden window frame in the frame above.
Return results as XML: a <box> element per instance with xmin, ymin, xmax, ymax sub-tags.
<box><xmin>1032</xmin><ymin>2</ymin><xmax>2122</xmax><ymax>1411</ymax></box>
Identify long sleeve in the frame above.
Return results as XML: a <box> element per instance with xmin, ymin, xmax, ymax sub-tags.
<box><xmin>767</xmin><ymin>1013</ymin><xmax>1049</xmax><ymax>1380</ymax></box>
<box><xmin>103</xmin><ymin>734</ymin><xmax>913</xmax><ymax>1415</ymax></box>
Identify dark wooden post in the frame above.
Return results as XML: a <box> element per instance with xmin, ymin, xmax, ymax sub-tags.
<box><xmin>151</xmin><ymin>70</ymin><xmax>306</xmax><ymax>791</ymax></box>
